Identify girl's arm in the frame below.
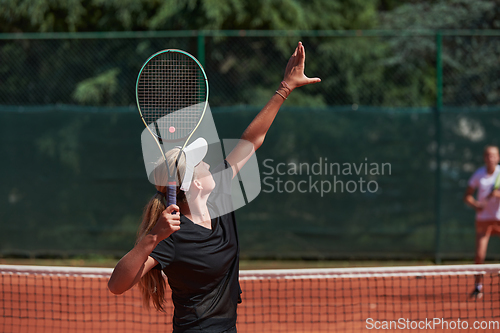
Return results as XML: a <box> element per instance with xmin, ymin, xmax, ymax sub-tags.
<box><xmin>226</xmin><ymin>41</ymin><xmax>320</xmax><ymax>177</ymax></box>
<box><xmin>108</xmin><ymin>205</ymin><xmax>180</xmax><ymax>294</ymax></box>
<box><xmin>463</xmin><ymin>186</ymin><xmax>483</xmax><ymax>212</ymax></box>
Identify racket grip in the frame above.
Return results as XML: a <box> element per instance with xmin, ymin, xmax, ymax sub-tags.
<box><xmin>166</xmin><ymin>182</ymin><xmax>177</xmax><ymax>214</ymax></box>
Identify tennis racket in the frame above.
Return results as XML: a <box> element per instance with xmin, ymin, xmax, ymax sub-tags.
<box><xmin>136</xmin><ymin>49</ymin><xmax>208</xmax><ymax>207</ymax></box>
<box><xmin>483</xmin><ymin>170</ymin><xmax>500</xmax><ymax>202</ymax></box>
<box><xmin>491</xmin><ymin>171</ymin><xmax>500</xmax><ymax>196</ymax></box>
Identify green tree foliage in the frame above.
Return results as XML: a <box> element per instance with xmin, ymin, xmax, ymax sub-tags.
<box><xmin>380</xmin><ymin>0</ymin><xmax>496</xmax><ymax>30</ymax></box>
<box><xmin>0</xmin><ymin>0</ymin><xmax>382</xmax><ymax>107</ymax></box>
<box><xmin>1</xmin><ymin>0</ymin><xmax>379</xmax><ymax>32</ymax></box>
<box><xmin>381</xmin><ymin>0</ymin><xmax>500</xmax><ymax>106</ymax></box>
<box><xmin>1</xmin><ymin>1</ymin><xmax>498</xmax><ymax>108</ymax></box>
<box><xmin>72</xmin><ymin>68</ymin><xmax>120</xmax><ymax>104</ymax></box>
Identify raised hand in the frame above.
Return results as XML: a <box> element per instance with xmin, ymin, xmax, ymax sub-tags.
<box><xmin>283</xmin><ymin>41</ymin><xmax>321</xmax><ymax>91</ymax></box>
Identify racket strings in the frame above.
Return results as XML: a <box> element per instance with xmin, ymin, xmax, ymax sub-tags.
<box><xmin>138</xmin><ymin>52</ymin><xmax>206</xmax><ymax>141</ymax></box>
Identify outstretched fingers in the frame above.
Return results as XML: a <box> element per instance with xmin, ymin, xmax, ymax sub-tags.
<box><xmin>307</xmin><ymin>76</ymin><xmax>321</xmax><ymax>84</ymax></box>
<box><xmin>298</xmin><ymin>41</ymin><xmax>305</xmax><ymax>62</ymax></box>
<box><xmin>293</xmin><ymin>42</ymin><xmax>299</xmax><ymax>57</ymax></box>
<box><xmin>293</xmin><ymin>42</ymin><xmax>304</xmax><ymax>66</ymax></box>
<box><xmin>283</xmin><ymin>41</ymin><xmax>320</xmax><ymax>89</ymax></box>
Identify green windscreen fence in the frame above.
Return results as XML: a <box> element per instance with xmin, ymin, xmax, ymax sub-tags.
<box><xmin>1</xmin><ymin>31</ymin><xmax>500</xmax><ymax>260</ymax></box>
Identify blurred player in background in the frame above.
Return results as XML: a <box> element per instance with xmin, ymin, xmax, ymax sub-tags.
<box><xmin>463</xmin><ymin>145</ymin><xmax>500</xmax><ymax>299</ymax></box>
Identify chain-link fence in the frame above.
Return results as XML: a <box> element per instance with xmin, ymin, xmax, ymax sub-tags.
<box><xmin>1</xmin><ymin>30</ymin><xmax>500</xmax><ymax>260</ymax></box>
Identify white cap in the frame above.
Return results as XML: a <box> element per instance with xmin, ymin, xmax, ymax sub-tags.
<box><xmin>178</xmin><ymin>137</ymin><xmax>208</xmax><ymax>191</ymax></box>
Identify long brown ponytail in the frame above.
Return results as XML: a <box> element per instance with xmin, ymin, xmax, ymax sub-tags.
<box><xmin>136</xmin><ymin>148</ymin><xmax>188</xmax><ymax>311</ymax></box>
<box><xmin>136</xmin><ymin>192</ymin><xmax>167</xmax><ymax>311</ymax></box>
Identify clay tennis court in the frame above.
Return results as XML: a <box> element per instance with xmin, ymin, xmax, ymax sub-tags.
<box><xmin>1</xmin><ymin>265</ymin><xmax>499</xmax><ymax>333</ymax></box>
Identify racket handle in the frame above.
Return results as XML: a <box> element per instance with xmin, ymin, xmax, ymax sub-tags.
<box><xmin>166</xmin><ymin>182</ymin><xmax>177</xmax><ymax>214</ymax></box>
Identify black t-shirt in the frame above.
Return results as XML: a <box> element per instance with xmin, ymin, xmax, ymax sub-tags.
<box><xmin>150</xmin><ymin>160</ymin><xmax>241</xmax><ymax>333</ymax></box>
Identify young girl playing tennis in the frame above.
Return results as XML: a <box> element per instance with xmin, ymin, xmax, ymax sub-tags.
<box><xmin>108</xmin><ymin>41</ymin><xmax>320</xmax><ymax>332</ymax></box>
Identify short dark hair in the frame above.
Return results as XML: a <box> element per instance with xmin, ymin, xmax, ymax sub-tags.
<box><xmin>484</xmin><ymin>145</ymin><xmax>499</xmax><ymax>154</ymax></box>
